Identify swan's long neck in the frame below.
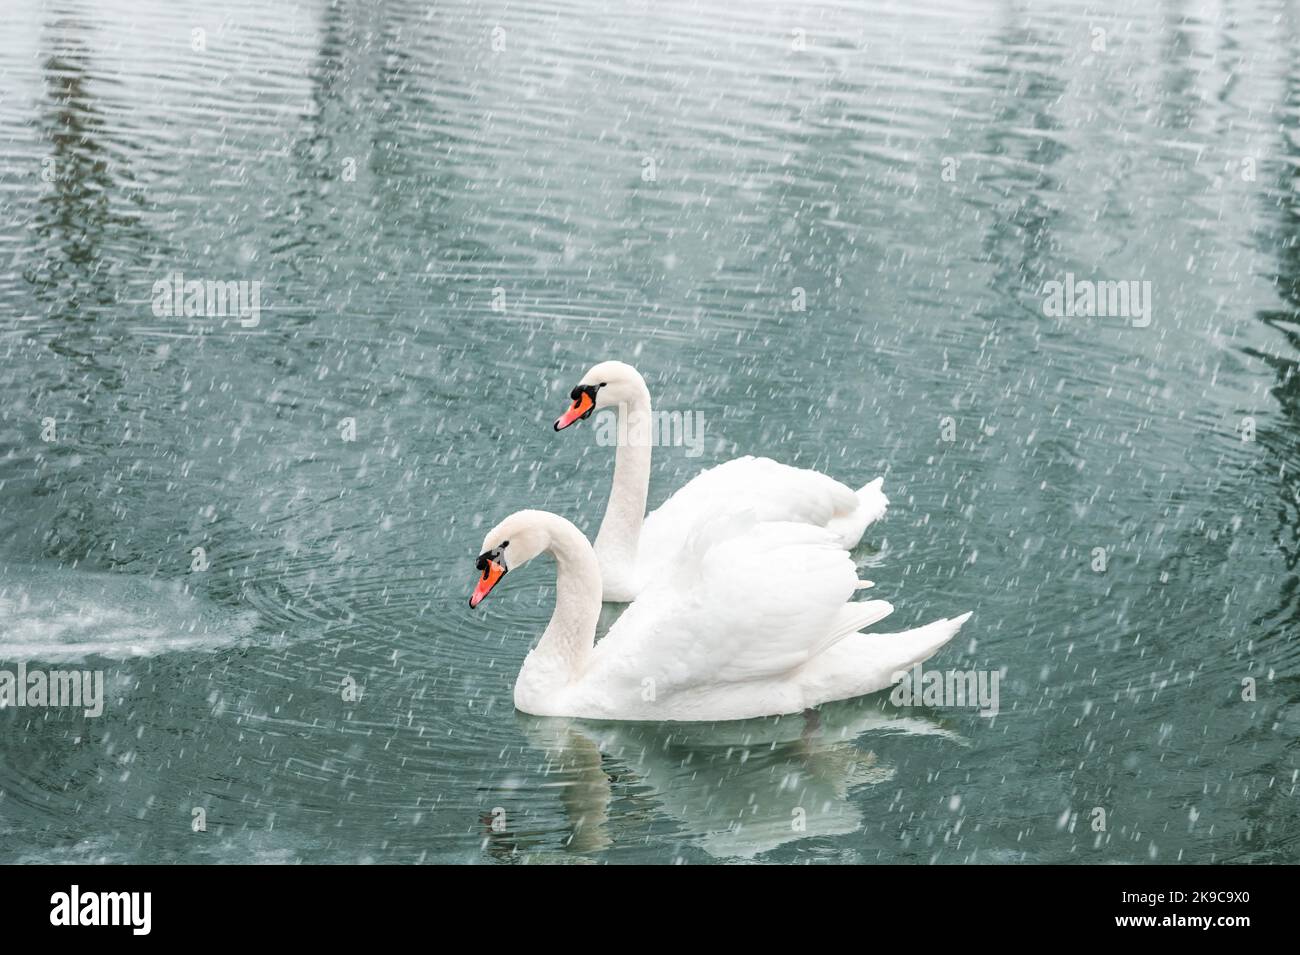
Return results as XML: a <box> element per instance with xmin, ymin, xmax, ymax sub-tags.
<box><xmin>516</xmin><ymin>515</ymin><xmax>603</xmax><ymax>709</ymax></box>
<box><xmin>593</xmin><ymin>388</ymin><xmax>652</xmax><ymax>589</ymax></box>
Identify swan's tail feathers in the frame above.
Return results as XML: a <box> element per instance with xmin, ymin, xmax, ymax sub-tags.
<box><xmin>799</xmin><ymin>611</ymin><xmax>973</xmax><ymax>708</ymax></box>
<box><xmin>867</xmin><ymin>611</ymin><xmax>973</xmax><ymax>687</ymax></box>
<box><xmin>826</xmin><ymin>477</ymin><xmax>889</xmax><ymax>549</ymax></box>
<box><xmin>875</xmin><ymin>611</ymin><xmax>973</xmax><ymax>672</ymax></box>
<box><xmin>855</xmin><ymin>579</ymin><xmax>874</xmax><ymax>590</ymax></box>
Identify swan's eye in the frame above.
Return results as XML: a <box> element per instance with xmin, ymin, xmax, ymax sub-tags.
<box><xmin>599</xmin><ymin>382</ymin><xmax>606</xmax><ymax>387</ymax></box>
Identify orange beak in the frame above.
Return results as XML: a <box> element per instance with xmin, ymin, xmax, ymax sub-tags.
<box><xmin>469</xmin><ymin>559</ymin><xmax>506</xmax><ymax>608</ymax></box>
<box><xmin>554</xmin><ymin>390</ymin><xmax>595</xmax><ymax>431</ymax></box>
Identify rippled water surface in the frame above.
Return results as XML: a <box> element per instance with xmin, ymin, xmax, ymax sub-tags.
<box><xmin>2</xmin><ymin>0</ymin><xmax>1299</xmax><ymax>863</ymax></box>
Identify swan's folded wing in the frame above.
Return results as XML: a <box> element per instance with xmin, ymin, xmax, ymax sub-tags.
<box><xmin>638</xmin><ymin>457</ymin><xmax>860</xmax><ymax>573</ymax></box>
<box><xmin>594</xmin><ymin>516</ymin><xmax>862</xmax><ymax>692</ymax></box>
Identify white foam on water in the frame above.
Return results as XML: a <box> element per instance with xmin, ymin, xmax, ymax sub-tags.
<box><xmin>0</xmin><ymin>566</ymin><xmax>258</xmax><ymax>662</ymax></box>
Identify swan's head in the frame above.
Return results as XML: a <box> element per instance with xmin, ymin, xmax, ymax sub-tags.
<box><xmin>553</xmin><ymin>360</ymin><xmax>648</xmax><ymax>431</ymax></box>
<box><xmin>469</xmin><ymin>510</ymin><xmax>550</xmax><ymax>608</ymax></box>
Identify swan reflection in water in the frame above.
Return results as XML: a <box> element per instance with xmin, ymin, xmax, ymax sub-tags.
<box><xmin>488</xmin><ymin>698</ymin><xmax>964</xmax><ymax>861</ymax></box>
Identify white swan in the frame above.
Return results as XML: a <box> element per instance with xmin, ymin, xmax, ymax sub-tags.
<box><xmin>553</xmin><ymin>361</ymin><xmax>888</xmax><ymax>601</ymax></box>
<box><xmin>469</xmin><ymin>508</ymin><xmax>971</xmax><ymax>722</ymax></box>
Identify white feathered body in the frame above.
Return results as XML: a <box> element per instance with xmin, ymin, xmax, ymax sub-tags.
<box><xmin>598</xmin><ymin>455</ymin><xmax>889</xmax><ymax>602</ymax></box>
<box><xmin>514</xmin><ymin>513</ymin><xmax>967</xmax><ymax>722</ymax></box>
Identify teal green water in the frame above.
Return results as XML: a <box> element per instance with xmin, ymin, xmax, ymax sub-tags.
<box><xmin>1</xmin><ymin>0</ymin><xmax>1298</xmax><ymax>863</ymax></box>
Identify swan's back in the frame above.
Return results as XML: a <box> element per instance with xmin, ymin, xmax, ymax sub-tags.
<box><xmin>637</xmin><ymin>456</ymin><xmax>861</xmax><ymax>579</ymax></box>
<box><xmin>585</xmin><ymin>515</ymin><xmax>860</xmax><ymax>701</ymax></box>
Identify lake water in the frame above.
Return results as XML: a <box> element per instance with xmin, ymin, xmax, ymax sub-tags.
<box><xmin>1</xmin><ymin>0</ymin><xmax>1297</xmax><ymax>863</ymax></box>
